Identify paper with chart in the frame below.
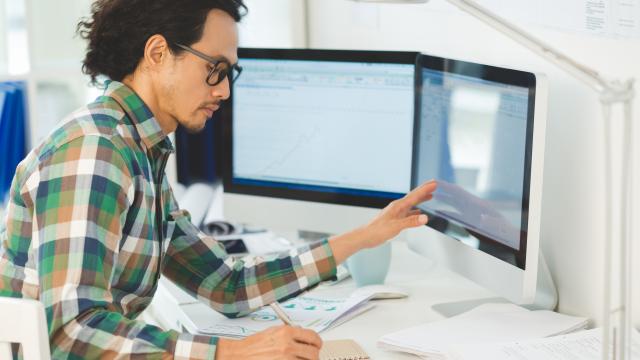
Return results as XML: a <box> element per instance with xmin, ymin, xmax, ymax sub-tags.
<box><xmin>418</xmin><ymin>0</ymin><xmax>640</xmax><ymax>39</ymax></box>
<box><xmin>198</xmin><ymin>294</ymin><xmax>374</xmax><ymax>338</ymax></box>
<box><xmin>477</xmin><ymin>0</ymin><xmax>640</xmax><ymax>38</ymax></box>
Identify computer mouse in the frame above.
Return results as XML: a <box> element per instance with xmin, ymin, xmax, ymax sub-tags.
<box><xmin>201</xmin><ymin>220</ymin><xmax>236</xmax><ymax>236</ymax></box>
<box><xmin>351</xmin><ymin>284</ymin><xmax>409</xmax><ymax>300</ymax></box>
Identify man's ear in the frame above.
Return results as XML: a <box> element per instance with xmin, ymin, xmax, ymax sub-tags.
<box><xmin>143</xmin><ymin>34</ymin><xmax>171</xmax><ymax>71</ymax></box>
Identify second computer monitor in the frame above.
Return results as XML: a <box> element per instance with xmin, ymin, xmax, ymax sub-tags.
<box><xmin>409</xmin><ymin>53</ymin><xmax>550</xmax><ymax>307</ymax></box>
<box><xmin>221</xmin><ymin>48</ymin><xmax>418</xmax><ymax>209</ymax></box>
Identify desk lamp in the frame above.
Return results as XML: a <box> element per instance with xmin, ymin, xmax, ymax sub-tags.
<box><xmin>347</xmin><ymin>0</ymin><xmax>635</xmax><ymax>358</ymax></box>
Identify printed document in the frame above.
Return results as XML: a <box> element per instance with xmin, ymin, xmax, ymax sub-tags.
<box><xmin>378</xmin><ymin>303</ymin><xmax>588</xmax><ymax>358</ymax></box>
<box><xmin>450</xmin><ymin>328</ymin><xmax>640</xmax><ymax>360</ymax></box>
<box><xmin>198</xmin><ymin>294</ymin><xmax>374</xmax><ymax>338</ymax></box>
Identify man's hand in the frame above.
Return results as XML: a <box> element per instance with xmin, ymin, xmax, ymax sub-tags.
<box><xmin>362</xmin><ymin>179</ymin><xmax>436</xmax><ymax>248</ymax></box>
<box><xmin>329</xmin><ymin>180</ymin><xmax>437</xmax><ymax>264</ymax></box>
<box><xmin>216</xmin><ymin>325</ymin><xmax>323</xmax><ymax>360</ymax></box>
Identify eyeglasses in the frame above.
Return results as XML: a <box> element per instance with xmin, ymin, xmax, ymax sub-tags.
<box><xmin>175</xmin><ymin>43</ymin><xmax>242</xmax><ymax>86</ymax></box>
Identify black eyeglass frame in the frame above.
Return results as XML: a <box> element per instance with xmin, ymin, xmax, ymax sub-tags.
<box><xmin>175</xmin><ymin>43</ymin><xmax>243</xmax><ymax>86</ymax></box>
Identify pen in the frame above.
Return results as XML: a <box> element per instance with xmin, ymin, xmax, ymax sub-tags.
<box><xmin>269</xmin><ymin>301</ymin><xmax>294</xmax><ymax>326</ymax></box>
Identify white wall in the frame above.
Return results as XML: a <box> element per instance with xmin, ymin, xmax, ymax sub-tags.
<box><xmin>0</xmin><ymin>1</ymin><xmax>7</xmax><ymax>73</ymax></box>
<box><xmin>26</xmin><ymin>0</ymin><xmax>91</xmax><ymax>72</ymax></box>
<box><xmin>305</xmin><ymin>0</ymin><xmax>640</xmax><ymax>326</ymax></box>
<box><xmin>21</xmin><ymin>0</ymin><xmax>96</xmax><ymax>146</ymax></box>
<box><xmin>239</xmin><ymin>0</ymin><xmax>307</xmax><ymax>48</ymax></box>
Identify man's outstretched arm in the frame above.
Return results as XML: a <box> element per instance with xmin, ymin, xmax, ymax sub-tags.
<box><xmin>162</xmin><ymin>180</ymin><xmax>436</xmax><ymax>318</ymax></box>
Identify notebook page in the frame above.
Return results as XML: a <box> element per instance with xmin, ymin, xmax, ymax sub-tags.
<box><xmin>321</xmin><ymin>339</ymin><xmax>370</xmax><ymax>360</ymax></box>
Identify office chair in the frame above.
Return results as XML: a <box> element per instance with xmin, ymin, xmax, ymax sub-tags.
<box><xmin>0</xmin><ymin>297</ymin><xmax>51</xmax><ymax>360</ymax></box>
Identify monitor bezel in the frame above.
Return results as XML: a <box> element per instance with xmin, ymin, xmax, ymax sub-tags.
<box><xmin>412</xmin><ymin>53</ymin><xmax>537</xmax><ymax>270</ymax></box>
<box><xmin>219</xmin><ymin>48</ymin><xmax>420</xmax><ymax>209</ymax></box>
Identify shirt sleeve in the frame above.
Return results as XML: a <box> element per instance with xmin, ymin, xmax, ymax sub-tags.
<box><xmin>33</xmin><ymin>135</ymin><xmax>218</xmax><ymax>359</ymax></box>
<box><xmin>162</xmin><ymin>195</ymin><xmax>338</xmax><ymax>319</ymax></box>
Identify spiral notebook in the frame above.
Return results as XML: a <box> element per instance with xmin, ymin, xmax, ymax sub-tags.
<box><xmin>321</xmin><ymin>339</ymin><xmax>370</xmax><ymax>360</ymax></box>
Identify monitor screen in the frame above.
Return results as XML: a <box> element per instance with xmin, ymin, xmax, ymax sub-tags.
<box><xmin>412</xmin><ymin>55</ymin><xmax>536</xmax><ymax>269</ymax></box>
<box><xmin>221</xmin><ymin>49</ymin><xmax>418</xmax><ymax>208</ymax></box>
<box><xmin>175</xmin><ymin>119</ymin><xmax>218</xmax><ymax>186</ymax></box>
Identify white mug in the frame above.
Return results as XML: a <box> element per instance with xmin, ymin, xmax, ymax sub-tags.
<box><xmin>345</xmin><ymin>242</ymin><xmax>392</xmax><ymax>287</ymax></box>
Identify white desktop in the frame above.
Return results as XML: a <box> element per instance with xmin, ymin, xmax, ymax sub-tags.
<box><xmin>219</xmin><ymin>48</ymin><xmax>417</xmax><ymax>236</ymax></box>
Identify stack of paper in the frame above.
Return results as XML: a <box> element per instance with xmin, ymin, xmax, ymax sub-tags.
<box><xmin>377</xmin><ymin>303</ymin><xmax>589</xmax><ymax>359</ymax></box>
<box><xmin>199</xmin><ymin>293</ymin><xmax>374</xmax><ymax>339</ymax></box>
<box><xmin>450</xmin><ymin>328</ymin><xmax>640</xmax><ymax>360</ymax></box>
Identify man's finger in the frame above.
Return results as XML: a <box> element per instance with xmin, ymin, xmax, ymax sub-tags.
<box><xmin>290</xmin><ymin>341</ymin><xmax>321</xmax><ymax>360</ymax></box>
<box><xmin>399</xmin><ymin>214</ymin><xmax>429</xmax><ymax>230</ymax></box>
<box><xmin>402</xmin><ymin>180</ymin><xmax>437</xmax><ymax>208</ymax></box>
<box><xmin>291</xmin><ymin>328</ymin><xmax>323</xmax><ymax>349</ymax></box>
<box><xmin>408</xmin><ymin>209</ymin><xmax>422</xmax><ymax>216</ymax></box>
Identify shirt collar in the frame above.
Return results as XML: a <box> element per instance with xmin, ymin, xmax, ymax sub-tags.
<box><xmin>102</xmin><ymin>80</ymin><xmax>173</xmax><ymax>152</ymax></box>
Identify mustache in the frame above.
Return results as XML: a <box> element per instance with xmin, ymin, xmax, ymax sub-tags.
<box><xmin>199</xmin><ymin>101</ymin><xmax>221</xmax><ymax>108</ymax></box>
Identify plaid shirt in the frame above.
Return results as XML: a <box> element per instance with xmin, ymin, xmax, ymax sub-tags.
<box><xmin>0</xmin><ymin>81</ymin><xmax>337</xmax><ymax>359</ymax></box>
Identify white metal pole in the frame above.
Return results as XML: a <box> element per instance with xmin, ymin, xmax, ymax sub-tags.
<box><xmin>622</xmin><ymin>97</ymin><xmax>635</xmax><ymax>360</ymax></box>
<box><xmin>620</xmin><ymin>101</ymin><xmax>629</xmax><ymax>360</ymax></box>
<box><xmin>601</xmin><ymin>100</ymin><xmax>614</xmax><ymax>359</ymax></box>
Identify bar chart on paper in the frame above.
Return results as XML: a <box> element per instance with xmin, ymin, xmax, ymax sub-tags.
<box><xmin>474</xmin><ymin>0</ymin><xmax>640</xmax><ymax>38</ymax></box>
<box><xmin>197</xmin><ymin>294</ymin><xmax>374</xmax><ymax>339</ymax></box>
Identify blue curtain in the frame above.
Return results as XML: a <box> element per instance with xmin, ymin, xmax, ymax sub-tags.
<box><xmin>0</xmin><ymin>81</ymin><xmax>28</xmax><ymax>203</ymax></box>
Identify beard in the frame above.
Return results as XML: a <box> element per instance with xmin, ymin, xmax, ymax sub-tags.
<box><xmin>180</xmin><ymin>106</ymin><xmax>214</xmax><ymax>134</ymax></box>
<box><xmin>182</xmin><ymin>119</ymin><xmax>208</xmax><ymax>134</ymax></box>
<box><xmin>162</xmin><ymin>84</ymin><xmax>210</xmax><ymax>134</ymax></box>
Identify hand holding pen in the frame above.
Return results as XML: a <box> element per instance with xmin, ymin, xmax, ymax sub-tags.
<box><xmin>216</xmin><ymin>301</ymin><xmax>323</xmax><ymax>359</ymax></box>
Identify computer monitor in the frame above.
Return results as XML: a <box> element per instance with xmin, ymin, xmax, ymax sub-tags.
<box><xmin>174</xmin><ymin>120</ymin><xmax>218</xmax><ymax>186</ymax></box>
<box><xmin>407</xmin><ymin>54</ymin><xmax>556</xmax><ymax>313</ymax></box>
<box><xmin>219</xmin><ymin>48</ymin><xmax>418</xmax><ymax>235</ymax></box>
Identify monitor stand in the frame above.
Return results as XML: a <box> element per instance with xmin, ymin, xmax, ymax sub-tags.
<box><xmin>431</xmin><ymin>251</ymin><xmax>558</xmax><ymax>317</ymax></box>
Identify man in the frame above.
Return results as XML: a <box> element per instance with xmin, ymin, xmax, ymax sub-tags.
<box><xmin>0</xmin><ymin>0</ymin><xmax>436</xmax><ymax>358</ymax></box>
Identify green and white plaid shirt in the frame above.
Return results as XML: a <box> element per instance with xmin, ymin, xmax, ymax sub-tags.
<box><xmin>0</xmin><ymin>81</ymin><xmax>337</xmax><ymax>359</ymax></box>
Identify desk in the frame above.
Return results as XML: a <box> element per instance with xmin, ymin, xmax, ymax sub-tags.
<box><xmin>146</xmin><ymin>238</ymin><xmax>498</xmax><ymax>359</ymax></box>
<box><xmin>313</xmin><ymin>238</ymin><xmax>496</xmax><ymax>359</ymax></box>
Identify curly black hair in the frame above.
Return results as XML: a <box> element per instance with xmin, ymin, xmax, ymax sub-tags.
<box><xmin>77</xmin><ymin>0</ymin><xmax>247</xmax><ymax>85</ymax></box>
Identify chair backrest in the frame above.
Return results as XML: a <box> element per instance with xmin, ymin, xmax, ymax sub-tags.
<box><xmin>0</xmin><ymin>297</ymin><xmax>51</xmax><ymax>360</ymax></box>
